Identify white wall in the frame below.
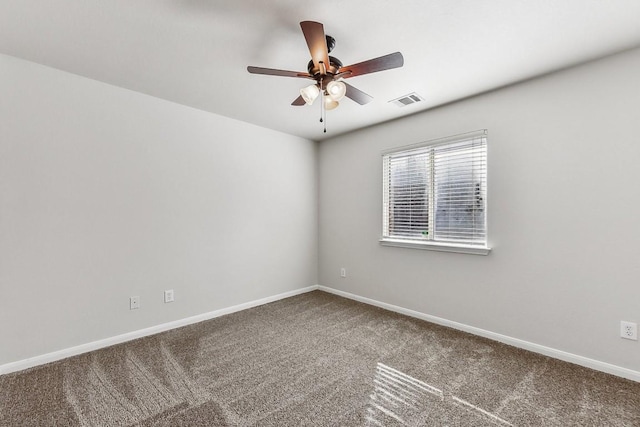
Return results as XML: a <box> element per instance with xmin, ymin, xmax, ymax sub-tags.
<box><xmin>0</xmin><ymin>54</ymin><xmax>318</xmax><ymax>366</ymax></box>
<box><xmin>318</xmin><ymin>48</ymin><xmax>640</xmax><ymax>372</ymax></box>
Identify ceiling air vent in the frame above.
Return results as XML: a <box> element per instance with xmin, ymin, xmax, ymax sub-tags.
<box><xmin>389</xmin><ymin>92</ymin><xmax>424</xmax><ymax>107</ymax></box>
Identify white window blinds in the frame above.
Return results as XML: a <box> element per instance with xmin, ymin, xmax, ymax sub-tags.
<box><xmin>382</xmin><ymin>130</ymin><xmax>487</xmax><ymax>248</ymax></box>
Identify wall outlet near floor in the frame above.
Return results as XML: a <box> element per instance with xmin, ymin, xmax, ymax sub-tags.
<box><xmin>164</xmin><ymin>289</ymin><xmax>174</xmax><ymax>303</ymax></box>
<box><xmin>130</xmin><ymin>296</ymin><xmax>140</xmax><ymax>310</ymax></box>
<box><xmin>340</xmin><ymin>268</ymin><xmax>347</xmax><ymax>278</ymax></box>
<box><xmin>620</xmin><ymin>321</ymin><xmax>637</xmax><ymax>340</ymax></box>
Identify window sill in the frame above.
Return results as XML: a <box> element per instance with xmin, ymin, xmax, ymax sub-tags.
<box><xmin>379</xmin><ymin>238</ymin><xmax>491</xmax><ymax>255</ymax></box>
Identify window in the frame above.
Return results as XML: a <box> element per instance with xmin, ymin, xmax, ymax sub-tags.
<box><xmin>381</xmin><ymin>130</ymin><xmax>490</xmax><ymax>255</ymax></box>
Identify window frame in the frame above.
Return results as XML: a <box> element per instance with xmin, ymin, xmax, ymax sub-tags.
<box><xmin>380</xmin><ymin>130</ymin><xmax>491</xmax><ymax>255</ymax></box>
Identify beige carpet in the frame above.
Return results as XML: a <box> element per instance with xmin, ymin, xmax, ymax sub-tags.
<box><xmin>1</xmin><ymin>291</ymin><xmax>639</xmax><ymax>426</ymax></box>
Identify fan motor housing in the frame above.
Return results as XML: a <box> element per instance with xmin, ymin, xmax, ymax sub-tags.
<box><xmin>307</xmin><ymin>56</ymin><xmax>343</xmax><ymax>77</ymax></box>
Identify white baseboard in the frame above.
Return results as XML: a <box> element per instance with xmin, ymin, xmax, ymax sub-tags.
<box><xmin>318</xmin><ymin>286</ymin><xmax>640</xmax><ymax>383</ymax></box>
<box><xmin>0</xmin><ymin>285</ymin><xmax>319</xmax><ymax>376</ymax></box>
<box><xmin>5</xmin><ymin>284</ymin><xmax>638</xmax><ymax>383</ymax></box>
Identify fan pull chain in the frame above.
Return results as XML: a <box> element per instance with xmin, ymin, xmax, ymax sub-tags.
<box><xmin>319</xmin><ymin>78</ymin><xmax>326</xmax><ymax>133</ymax></box>
<box><xmin>322</xmin><ymin>95</ymin><xmax>327</xmax><ymax>133</ymax></box>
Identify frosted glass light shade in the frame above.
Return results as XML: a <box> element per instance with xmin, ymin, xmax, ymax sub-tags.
<box><xmin>300</xmin><ymin>84</ymin><xmax>320</xmax><ymax>105</ymax></box>
<box><xmin>324</xmin><ymin>96</ymin><xmax>339</xmax><ymax>110</ymax></box>
<box><xmin>326</xmin><ymin>81</ymin><xmax>346</xmax><ymax>101</ymax></box>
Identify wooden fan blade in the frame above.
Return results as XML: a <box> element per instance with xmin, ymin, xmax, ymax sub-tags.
<box><xmin>337</xmin><ymin>52</ymin><xmax>404</xmax><ymax>79</ymax></box>
<box><xmin>300</xmin><ymin>21</ymin><xmax>330</xmax><ymax>74</ymax></box>
<box><xmin>247</xmin><ymin>66</ymin><xmax>311</xmax><ymax>78</ymax></box>
<box><xmin>344</xmin><ymin>82</ymin><xmax>373</xmax><ymax>105</ymax></box>
<box><xmin>291</xmin><ymin>95</ymin><xmax>306</xmax><ymax>106</ymax></box>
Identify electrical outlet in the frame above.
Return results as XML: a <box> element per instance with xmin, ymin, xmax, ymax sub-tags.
<box><xmin>164</xmin><ymin>289</ymin><xmax>174</xmax><ymax>303</ymax></box>
<box><xmin>620</xmin><ymin>321</ymin><xmax>637</xmax><ymax>340</ymax></box>
<box><xmin>130</xmin><ymin>296</ymin><xmax>140</xmax><ymax>310</ymax></box>
<box><xmin>340</xmin><ymin>268</ymin><xmax>346</xmax><ymax>278</ymax></box>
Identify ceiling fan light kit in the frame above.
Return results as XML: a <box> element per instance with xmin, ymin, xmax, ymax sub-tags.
<box><xmin>324</xmin><ymin>97</ymin><xmax>339</xmax><ymax>111</ymax></box>
<box><xmin>247</xmin><ymin>21</ymin><xmax>404</xmax><ymax>132</ymax></box>
<box><xmin>326</xmin><ymin>80</ymin><xmax>346</xmax><ymax>101</ymax></box>
<box><xmin>300</xmin><ymin>84</ymin><xmax>320</xmax><ymax>105</ymax></box>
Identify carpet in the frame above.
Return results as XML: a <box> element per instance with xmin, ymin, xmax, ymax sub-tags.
<box><xmin>1</xmin><ymin>291</ymin><xmax>639</xmax><ymax>426</ymax></box>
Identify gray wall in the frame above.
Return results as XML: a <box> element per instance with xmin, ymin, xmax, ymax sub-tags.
<box><xmin>0</xmin><ymin>54</ymin><xmax>318</xmax><ymax>365</ymax></box>
<box><xmin>318</xmin><ymin>48</ymin><xmax>640</xmax><ymax>372</ymax></box>
<box><xmin>3</xmin><ymin>47</ymin><xmax>639</xmax><ymax>374</ymax></box>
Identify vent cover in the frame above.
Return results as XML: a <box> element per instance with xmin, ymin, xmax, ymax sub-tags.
<box><xmin>389</xmin><ymin>92</ymin><xmax>424</xmax><ymax>107</ymax></box>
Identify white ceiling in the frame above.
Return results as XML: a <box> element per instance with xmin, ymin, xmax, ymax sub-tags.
<box><xmin>1</xmin><ymin>0</ymin><xmax>640</xmax><ymax>141</ymax></box>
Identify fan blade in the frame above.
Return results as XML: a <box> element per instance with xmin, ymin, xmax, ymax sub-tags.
<box><xmin>344</xmin><ymin>82</ymin><xmax>373</xmax><ymax>105</ymax></box>
<box><xmin>291</xmin><ymin>95</ymin><xmax>306</xmax><ymax>106</ymax></box>
<box><xmin>247</xmin><ymin>66</ymin><xmax>311</xmax><ymax>78</ymax></box>
<box><xmin>337</xmin><ymin>52</ymin><xmax>404</xmax><ymax>79</ymax></box>
<box><xmin>300</xmin><ymin>21</ymin><xmax>330</xmax><ymax>74</ymax></box>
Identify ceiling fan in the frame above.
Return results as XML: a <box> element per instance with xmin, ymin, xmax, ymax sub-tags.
<box><xmin>247</xmin><ymin>21</ymin><xmax>404</xmax><ymax>131</ymax></box>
